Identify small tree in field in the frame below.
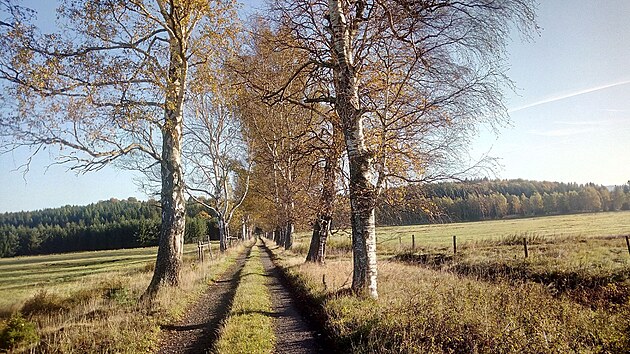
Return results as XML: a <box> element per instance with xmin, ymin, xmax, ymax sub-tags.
<box><xmin>0</xmin><ymin>0</ymin><xmax>237</xmax><ymax>299</ymax></box>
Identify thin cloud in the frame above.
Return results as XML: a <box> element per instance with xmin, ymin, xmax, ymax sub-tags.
<box><xmin>528</xmin><ymin>128</ymin><xmax>591</xmax><ymax>137</ymax></box>
<box><xmin>552</xmin><ymin>120</ymin><xmax>601</xmax><ymax>126</ymax></box>
<box><xmin>554</xmin><ymin>117</ymin><xmax>630</xmax><ymax>128</ymax></box>
<box><xmin>509</xmin><ymin>80</ymin><xmax>630</xmax><ymax>113</ymax></box>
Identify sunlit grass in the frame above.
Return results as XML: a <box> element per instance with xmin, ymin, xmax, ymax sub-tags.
<box><xmin>215</xmin><ymin>241</ymin><xmax>275</xmax><ymax>354</ymax></box>
<box><xmin>269</xmin><ymin>212</ymin><xmax>630</xmax><ymax>352</ymax></box>
<box><xmin>0</xmin><ymin>241</ymin><xmax>244</xmax><ymax>352</ymax></box>
<box><xmin>293</xmin><ymin>210</ymin><xmax>630</xmax><ymax>254</ymax></box>
<box><xmin>269</xmin><ymin>248</ymin><xmax>630</xmax><ymax>353</ymax></box>
<box><xmin>0</xmin><ymin>243</ymin><xmax>205</xmax><ymax>313</ymax></box>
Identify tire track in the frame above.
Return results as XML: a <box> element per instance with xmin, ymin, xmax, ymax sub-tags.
<box><xmin>259</xmin><ymin>243</ymin><xmax>324</xmax><ymax>354</ymax></box>
<box><xmin>158</xmin><ymin>244</ymin><xmax>252</xmax><ymax>354</ymax></box>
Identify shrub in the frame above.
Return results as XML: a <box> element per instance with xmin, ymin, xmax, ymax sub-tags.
<box><xmin>0</xmin><ymin>312</ymin><xmax>39</xmax><ymax>350</ymax></box>
<box><xmin>21</xmin><ymin>290</ymin><xmax>68</xmax><ymax>316</ymax></box>
<box><xmin>104</xmin><ymin>285</ymin><xmax>134</xmax><ymax>306</ymax></box>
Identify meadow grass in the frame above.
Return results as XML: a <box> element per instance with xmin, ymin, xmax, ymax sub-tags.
<box><xmin>292</xmin><ymin>211</ymin><xmax>630</xmax><ymax>285</ymax></box>
<box><xmin>214</xmin><ymin>240</ymin><xmax>275</xmax><ymax>354</ymax></box>
<box><xmin>0</xmin><ymin>241</ymin><xmax>246</xmax><ymax>352</ymax></box>
<box><xmin>270</xmin><ymin>211</ymin><xmax>630</xmax><ymax>353</ymax></box>
<box><xmin>269</xmin><ymin>248</ymin><xmax>630</xmax><ymax>353</ymax></box>
<box><xmin>293</xmin><ymin>210</ymin><xmax>630</xmax><ymax>255</ymax></box>
<box><xmin>0</xmin><ymin>243</ymin><xmax>202</xmax><ymax>313</ymax></box>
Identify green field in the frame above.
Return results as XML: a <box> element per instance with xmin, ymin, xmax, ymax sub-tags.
<box><xmin>294</xmin><ymin>210</ymin><xmax>630</xmax><ymax>253</ymax></box>
<box><xmin>0</xmin><ymin>240</ymin><xmax>241</xmax><ymax>352</ymax></box>
<box><xmin>377</xmin><ymin>210</ymin><xmax>630</xmax><ymax>246</ymax></box>
<box><xmin>293</xmin><ymin>210</ymin><xmax>630</xmax><ymax>293</ymax></box>
<box><xmin>0</xmin><ymin>243</ymin><xmax>204</xmax><ymax>313</ymax></box>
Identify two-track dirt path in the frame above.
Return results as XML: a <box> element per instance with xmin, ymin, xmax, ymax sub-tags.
<box><xmin>157</xmin><ymin>240</ymin><xmax>324</xmax><ymax>353</ymax></box>
<box><xmin>157</xmin><ymin>246</ymin><xmax>252</xmax><ymax>354</ymax></box>
<box><xmin>259</xmin><ymin>243</ymin><xmax>324</xmax><ymax>354</ymax></box>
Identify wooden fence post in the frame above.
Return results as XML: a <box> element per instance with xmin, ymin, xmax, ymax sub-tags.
<box><xmin>626</xmin><ymin>235</ymin><xmax>630</xmax><ymax>256</ymax></box>
<box><xmin>412</xmin><ymin>234</ymin><xmax>415</xmax><ymax>251</ymax></box>
<box><xmin>207</xmin><ymin>236</ymin><xmax>213</xmax><ymax>260</ymax></box>
<box><xmin>453</xmin><ymin>235</ymin><xmax>457</xmax><ymax>255</ymax></box>
<box><xmin>523</xmin><ymin>237</ymin><xmax>529</xmax><ymax>258</ymax></box>
<box><xmin>197</xmin><ymin>241</ymin><xmax>202</xmax><ymax>263</ymax></box>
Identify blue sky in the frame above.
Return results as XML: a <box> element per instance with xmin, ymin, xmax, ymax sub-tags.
<box><xmin>1</xmin><ymin>0</ymin><xmax>629</xmax><ymax>212</ymax></box>
<box><xmin>470</xmin><ymin>0</ymin><xmax>630</xmax><ymax>186</ymax></box>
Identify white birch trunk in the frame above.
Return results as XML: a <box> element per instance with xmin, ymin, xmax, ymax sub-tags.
<box><xmin>328</xmin><ymin>0</ymin><xmax>378</xmax><ymax>299</ymax></box>
<box><xmin>145</xmin><ymin>25</ymin><xmax>188</xmax><ymax>297</ymax></box>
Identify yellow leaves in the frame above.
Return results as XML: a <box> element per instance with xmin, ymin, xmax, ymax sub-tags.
<box><xmin>198</xmin><ymin>210</ymin><xmax>213</xmax><ymax>219</ymax></box>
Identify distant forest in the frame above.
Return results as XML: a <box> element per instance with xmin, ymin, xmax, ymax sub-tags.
<box><xmin>378</xmin><ymin>179</ymin><xmax>630</xmax><ymax>225</ymax></box>
<box><xmin>2</xmin><ymin>179</ymin><xmax>629</xmax><ymax>257</ymax></box>
<box><xmin>0</xmin><ymin>198</ymin><xmax>213</xmax><ymax>258</ymax></box>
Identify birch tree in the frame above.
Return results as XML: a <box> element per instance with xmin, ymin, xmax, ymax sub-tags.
<box><xmin>0</xmin><ymin>0</ymin><xmax>237</xmax><ymax>298</ymax></box>
<box><xmin>267</xmin><ymin>0</ymin><xmax>536</xmax><ymax>298</ymax></box>
<box><xmin>185</xmin><ymin>88</ymin><xmax>251</xmax><ymax>252</ymax></box>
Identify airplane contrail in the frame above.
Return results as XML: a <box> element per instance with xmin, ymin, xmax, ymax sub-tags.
<box><xmin>508</xmin><ymin>80</ymin><xmax>630</xmax><ymax>113</ymax></box>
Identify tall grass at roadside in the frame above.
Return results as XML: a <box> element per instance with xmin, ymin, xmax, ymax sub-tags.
<box><xmin>214</xmin><ymin>241</ymin><xmax>275</xmax><ymax>354</ymax></box>
<box><xmin>0</xmin><ymin>241</ymin><xmax>249</xmax><ymax>353</ymax></box>
<box><xmin>268</xmin><ymin>244</ymin><xmax>630</xmax><ymax>353</ymax></box>
<box><xmin>291</xmin><ymin>211</ymin><xmax>630</xmax><ymax>307</ymax></box>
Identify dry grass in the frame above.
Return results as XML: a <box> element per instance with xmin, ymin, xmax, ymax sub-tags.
<box><xmin>0</xmin><ymin>241</ymin><xmax>249</xmax><ymax>353</ymax></box>
<box><xmin>0</xmin><ymin>243</ymin><xmax>202</xmax><ymax>313</ymax></box>
<box><xmin>269</xmin><ymin>238</ymin><xmax>630</xmax><ymax>353</ymax></box>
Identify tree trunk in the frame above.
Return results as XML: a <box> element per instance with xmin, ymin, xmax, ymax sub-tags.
<box><xmin>273</xmin><ymin>226</ymin><xmax>280</xmax><ymax>244</ymax></box>
<box><xmin>226</xmin><ymin>226</ymin><xmax>231</xmax><ymax>248</ymax></box>
<box><xmin>284</xmin><ymin>220</ymin><xmax>294</xmax><ymax>249</ymax></box>
<box><xmin>306</xmin><ymin>149</ymin><xmax>339</xmax><ymax>263</ymax></box>
<box><xmin>306</xmin><ymin>215</ymin><xmax>331</xmax><ymax>263</ymax></box>
<box><xmin>349</xmin><ymin>191</ymin><xmax>377</xmax><ymax>298</ymax></box>
<box><xmin>328</xmin><ymin>0</ymin><xmax>378</xmax><ymax>299</ymax></box>
<box><xmin>144</xmin><ymin>30</ymin><xmax>188</xmax><ymax>298</ymax></box>
<box><xmin>241</xmin><ymin>217</ymin><xmax>246</xmax><ymax>241</ymax></box>
<box><xmin>283</xmin><ymin>195</ymin><xmax>295</xmax><ymax>249</ymax></box>
<box><xmin>218</xmin><ymin>215</ymin><xmax>227</xmax><ymax>252</ymax></box>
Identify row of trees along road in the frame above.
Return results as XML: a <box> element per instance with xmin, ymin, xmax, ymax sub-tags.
<box><xmin>0</xmin><ymin>0</ymin><xmax>536</xmax><ymax>300</ymax></box>
<box><xmin>259</xmin><ymin>0</ymin><xmax>536</xmax><ymax>298</ymax></box>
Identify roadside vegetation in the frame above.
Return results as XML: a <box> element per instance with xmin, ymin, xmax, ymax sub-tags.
<box><xmin>215</xmin><ymin>240</ymin><xmax>275</xmax><ymax>354</ymax></box>
<box><xmin>0</xmin><ymin>242</ymin><xmax>247</xmax><ymax>352</ymax></box>
<box><xmin>269</xmin><ymin>211</ymin><xmax>630</xmax><ymax>353</ymax></box>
